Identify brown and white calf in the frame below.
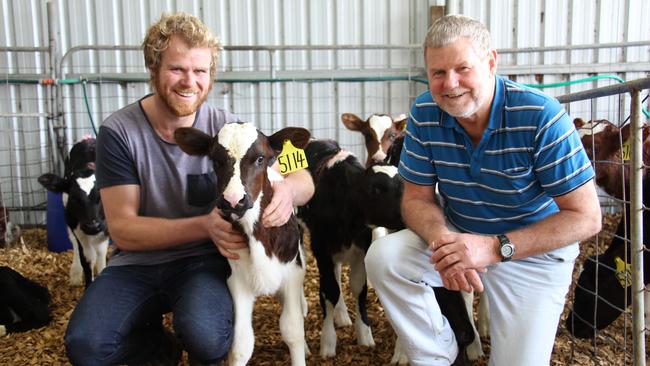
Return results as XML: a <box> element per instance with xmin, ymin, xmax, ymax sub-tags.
<box><xmin>175</xmin><ymin>122</ymin><xmax>310</xmax><ymax>366</ymax></box>
<box><xmin>341</xmin><ymin>113</ymin><xmax>407</xmax><ymax>167</ymax></box>
<box><xmin>38</xmin><ymin>137</ymin><xmax>109</xmax><ymax>287</ymax></box>
<box><xmin>343</xmin><ymin>114</ymin><xmax>485</xmax><ymax>363</ymax></box>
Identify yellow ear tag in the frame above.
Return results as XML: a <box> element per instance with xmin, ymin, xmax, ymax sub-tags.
<box><xmin>614</xmin><ymin>256</ymin><xmax>632</xmax><ymax>288</ymax></box>
<box><xmin>621</xmin><ymin>139</ymin><xmax>631</xmax><ymax>161</ymax></box>
<box><xmin>277</xmin><ymin>140</ymin><xmax>308</xmax><ymax>175</ymax></box>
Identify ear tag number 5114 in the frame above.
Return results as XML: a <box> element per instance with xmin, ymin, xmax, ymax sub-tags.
<box><xmin>278</xmin><ymin>140</ymin><xmax>308</xmax><ymax>175</ymax></box>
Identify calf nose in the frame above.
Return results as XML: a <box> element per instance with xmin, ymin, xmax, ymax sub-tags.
<box><xmin>223</xmin><ymin>191</ymin><xmax>244</xmax><ymax>209</ymax></box>
<box><xmin>217</xmin><ymin>195</ymin><xmax>253</xmax><ymax>218</ymax></box>
<box><xmin>81</xmin><ymin>220</ymin><xmax>103</xmax><ymax>235</ymax></box>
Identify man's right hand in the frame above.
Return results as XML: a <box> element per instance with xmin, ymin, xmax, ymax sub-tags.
<box><xmin>205</xmin><ymin>208</ymin><xmax>248</xmax><ymax>260</ymax></box>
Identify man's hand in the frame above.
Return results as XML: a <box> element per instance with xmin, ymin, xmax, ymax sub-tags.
<box><xmin>439</xmin><ymin>268</ymin><xmax>484</xmax><ymax>293</ymax></box>
<box><xmin>262</xmin><ymin>179</ymin><xmax>294</xmax><ymax>227</ymax></box>
<box><xmin>429</xmin><ymin>232</ymin><xmax>495</xmax><ymax>292</ymax></box>
<box><xmin>206</xmin><ymin>208</ymin><xmax>248</xmax><ymax>260</ymax></box>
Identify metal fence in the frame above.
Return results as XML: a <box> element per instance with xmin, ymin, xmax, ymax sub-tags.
<box><xmin>0</xmin><ymin>43</ymin><xmax>649</xmax><ymax>364</ymax></box>
<box><xmin>559</xmin><ymin>78</ymin><xmax>649</xmax><ymax>366</ymax></box>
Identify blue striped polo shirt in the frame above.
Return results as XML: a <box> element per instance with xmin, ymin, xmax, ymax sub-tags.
<box><xmin>399</xmin><ymin>75</ymin><xmax>594</xmax><ymax>235</ymax></box>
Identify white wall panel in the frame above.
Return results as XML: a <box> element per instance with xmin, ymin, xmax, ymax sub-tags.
<box><xmin>0</xmin><ymin>0</ymin><xmax>649</xmax><ymax>225</ymax></box>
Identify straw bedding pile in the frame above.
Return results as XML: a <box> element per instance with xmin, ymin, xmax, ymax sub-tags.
<box><xmin>0</xmin><ymin>215</ymin><xmax>644</xmax><ymax>365</ymax></box>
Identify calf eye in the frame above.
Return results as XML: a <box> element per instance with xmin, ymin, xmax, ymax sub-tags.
<box><xmin>256</xmin><ymin>156</ymin><xmax>264</xmax><ymax>166</ymax></box>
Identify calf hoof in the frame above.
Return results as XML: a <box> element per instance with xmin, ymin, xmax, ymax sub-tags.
<box><xmin>465</xmin><ymin>336</ymin><xmax>484</xmax><ymax>360</ymax></box>
<box><xmin>355</xmin><ymin>319</ymin><xmax>375</xmax><ymax>347</ymax></box>
<box><xmin>319</xmin><ymin>326</ymin><xmax>337</xmax><ymax>358</ymax></box>
<box><xmin>334</xmin><ymin>307</ymin><xmax>352</xmax><ymax>327</ymax></box>
<box><xmin>0</xmin><ymin>325</ymin><xmax>6</xmax><ymax>336</ymax></box>
<box><xmin>319</xmin><ymin>343</ymin><xmax>336</xmax><ymax>359</ymax></box>
<box><xmin>69</xmin><ymin>274</ymin><xmax>84</xmax><ymax>287</ymax></box>
<box><xmin>390</xmin><ymin>340</ymin><xmax>408</xmax><ymax>365</ymax></box>
<box><xmin>304</xmin><ymin>341</ymin><xmax>311</xmax><ymax>356</ymax></box>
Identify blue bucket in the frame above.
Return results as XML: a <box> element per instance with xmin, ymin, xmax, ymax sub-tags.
<box><xmin>46</xmin><ymin>191</ymin><xmax>73</xmax><ymax>252</ymax></box>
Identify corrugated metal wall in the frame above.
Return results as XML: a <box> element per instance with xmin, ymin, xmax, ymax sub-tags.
<box><xmin>1</xmin><ymin>0</ymin><xmax>649</xmax><ymax>225</ymax></box>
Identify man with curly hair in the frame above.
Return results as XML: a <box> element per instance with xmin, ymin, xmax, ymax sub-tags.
<box><xmin>64</xmin><ymin>12</ymin><xmax>314</xmax><ymax>366</ymax></box>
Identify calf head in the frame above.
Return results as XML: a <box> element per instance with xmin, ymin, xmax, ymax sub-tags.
<box><xmin>341</xmin><ymin>113</ymin><xmax>406</xmax><ymax>167</ymax></box>
<box><xmin>359</xmin><ymin>163</ymin><xmax>404</xmax><ymax>230</ymax></box>
<box><xmin>574</xmin><ymin>118</ymin><xmax>650</xmax><ymax>200</ymax></box>
<box><xmin>38</xmin><ymin>138</ymin><xmax>105</xmax><ymax>235</ymax></box>
<box><xmin>175</xmin><ymin>122</ymin><xmax>310</xmax><ymax>221</ymax></box>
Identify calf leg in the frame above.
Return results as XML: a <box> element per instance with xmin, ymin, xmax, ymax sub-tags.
<box><xmin>390</xmin><ymin>336</ymin><xmax>408</xmax><ymax>365</ymax></box>
<box><xmin>279</xmin><ymin>266</ymin><xmax>307</xmax><ymax>366</ymax></box>
<box><xmin>315</xmin><ymin>252</ymin><xmax>340</xmax><ymax>358</ymax></box>
<box><xmin>460</xmin><ymin>290</ymin><xmax>484</xmax><ymax>360</ymax></box>
<box><xmin>477</xmin><ymin>292</ymin><xmax>490</xmax><ymax>338</ymax></box>
<box><xmin>67</xmin><ymin>229</ymin><xmax>84</xmax><ymax>287</ymax></box>
<box><xmin>92</xmin><ymin>237</ymin><xmax>109</xmax><ymax>278</ymax></box>
<box><xmin>348</xmin><ymin>246</ymin><xmax>374</xmax><ymax>347</ymax></box>
<box><xmin>333</xmin><ymin>262</ymin><xmax>352</xmax><ymax>327</ymax></box>
<box><xmin>227</xmin><ymin>275</ymin><xmax>256</xmax><ymax>366</ymax></box>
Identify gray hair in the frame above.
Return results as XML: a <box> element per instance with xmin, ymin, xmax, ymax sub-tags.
<box><xmin>423</xmin><ymin>15</ymin><xmax>492</xmax><ymax>57</ymax></box>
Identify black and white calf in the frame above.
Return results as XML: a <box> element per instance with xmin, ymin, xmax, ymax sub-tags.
<box><xmin>0</xmin><ymin>266</ymin><xmax>51</xmax><ymax>336</ymax></box>
<box><xmin>38</xmin><ymin>137</ymin><xmax>109</xmax><ymax>287</ymax></box>
<box><xmin>175</xmin><ymin>122</ymin><xmax>310</xmax><ymax>366</ymax></box>
<box><xmin>298</xmin><ymin>139</ymin><xmax>427</xmax><ymax>361</ymax></box>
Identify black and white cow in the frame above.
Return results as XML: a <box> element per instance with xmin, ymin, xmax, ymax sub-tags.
<box><xmin>297</xmin><ymin>139</ymin><xmax>477</xmax><ymax>365</ymax></box>
<box><xmin>0</xmin><ymin>266</ymin><xmax>51</xmax><ymax>336</ymax></box>
<box><xmin>175</xmin><ymin>122</ymin><xmax>311</xmax><ymax>366</ymax></box>
<box><xmin>38</xmin><ymin>137</ymin><xmax>109</xmax><ymax>287</ymax></box>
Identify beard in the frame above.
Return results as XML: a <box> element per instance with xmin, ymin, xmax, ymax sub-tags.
<box><xmin>152</xmin><ymin>75</ymin><xmax>212</xmax><ymax>117</ymax></box>
<box><xmin>435</xmin><ymin>89</ymin><xmax>483</xmax><ymax>119</ymax></box>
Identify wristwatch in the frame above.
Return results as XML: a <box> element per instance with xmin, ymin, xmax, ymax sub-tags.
<box><xmin>497</xmin><ymin>234</ymin><xmax>515</xmax><ymax>262</ymax></box>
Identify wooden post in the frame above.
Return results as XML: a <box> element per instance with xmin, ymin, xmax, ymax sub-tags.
<box><xmin>429</xmin><ymin>6</ymin><xmax>446</xmax><ymax>27</ymax></box>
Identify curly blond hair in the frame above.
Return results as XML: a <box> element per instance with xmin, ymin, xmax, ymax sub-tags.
<box><xmin>142</xmin><ymin>12</ymin><xmax>221</xmax><ymax>79</ymax></box>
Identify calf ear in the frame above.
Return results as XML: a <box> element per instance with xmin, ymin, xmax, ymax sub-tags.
<box><xmin>341</xmin><ymin>113</ymin><xmax>367</xmax><ymax>132</ymax></box>
<box><xmin>573</xmin><ymin>118</ymin><xmax>585</xmax><ymax>129</ymax></box>
<box><xmin>268</xmin><ymin>127</ymin><xmax>311</xmax><ymax>152</ymax></box>
<box><xmin>38</xmin><ymin>173</ymin><xmax>67</xmax><ymax>193</ymax></box>
<box><xmin>175</xmin><ymin>127</ymin><xmax>212</xmax><ymax>156</ymax></box>
<box><xmin>394</xmin><ymin>114</ymin><xmax>407</xmax><ymax>131</ymax></box>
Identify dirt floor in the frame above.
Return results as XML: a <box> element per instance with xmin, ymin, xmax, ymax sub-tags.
<box><xmin>0</xmin><ymin>214</ymin><xmax>647</xmax><ymax>365</ymax></box>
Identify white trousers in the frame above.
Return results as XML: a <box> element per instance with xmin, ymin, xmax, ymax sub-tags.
<box><xmin>365</xmin><ymin>228</ymin><xmax>579</xmax><ymax>366</ymax></box>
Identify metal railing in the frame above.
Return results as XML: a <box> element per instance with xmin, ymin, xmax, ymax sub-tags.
<box><xmin>558</xmin><ymin>77</ymin><xmax>649</xmax><ymax>366</ymax></box>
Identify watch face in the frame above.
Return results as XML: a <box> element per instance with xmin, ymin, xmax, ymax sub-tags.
<box><xmin>501</xmin><ymin>244</ymin><xmax>514</xmax><ymax>257</ymax></box>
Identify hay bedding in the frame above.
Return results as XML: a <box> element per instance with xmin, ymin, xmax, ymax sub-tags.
<box><xmin>0</xmin><ymin>216</ymin><xmax>645</xmax><ymax>366</ymax></box>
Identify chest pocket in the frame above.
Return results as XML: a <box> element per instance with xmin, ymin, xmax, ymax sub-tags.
<box><xmin>187</xmin><ymin>172</ymin><xmax>217</xmax><ymax>207</ymax></box>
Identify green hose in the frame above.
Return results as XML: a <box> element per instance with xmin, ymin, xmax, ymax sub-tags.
<box><xmin>80</xmin><ymin>79</ymin><xmax>98</xmax><ymax>136</ymax></box>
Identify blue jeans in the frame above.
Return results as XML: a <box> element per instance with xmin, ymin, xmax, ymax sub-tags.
<box><xmin>65</xmin><ymin>254</ymin><xmax>233</xmax><ymax>365</ymax></box>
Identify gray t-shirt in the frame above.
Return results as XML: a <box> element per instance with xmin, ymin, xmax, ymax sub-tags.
<box><xmin>96</xmin><ymin>96</ymin><xmax>239</xmax><ymax>266</ymax></box>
